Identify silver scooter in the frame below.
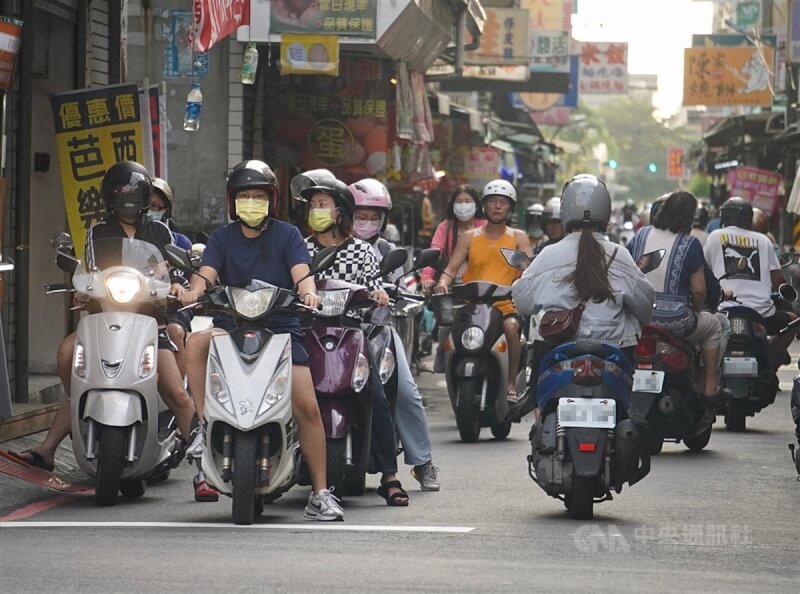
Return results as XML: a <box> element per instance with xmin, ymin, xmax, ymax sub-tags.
<box><xmin>49</xmin><ymin>236</ymin><xmax>182</xmax><ymax>506</ymax></box>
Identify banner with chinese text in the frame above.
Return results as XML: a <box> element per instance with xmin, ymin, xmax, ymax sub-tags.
<box><xmin>0</xmin><ymin>17</ymin><xmax>22</xmax><ymax>90</ymax></box>
<box><xmin>667</xmin><ymin>147</ymin><xmax>685</xmax><ymax>180</ymax></box>
<box><xmin>577</xmin><ymin>42</ymin><xmax>628</xmax><ymax>94</ymax></box>
<box><xmin>465</xmin><ymin>8</ymin><xmax>529</xmax><ymax>66</ymax></box>
<box><xmin>147</xmin><ymin>83</ymin><xmax>168</xmax><ymax>179</ymax></box>
<box><xmin>521</xmin><ymin>0</ymin><xmax>571</xmax><ymax>75</ymax></box>
<box><xmin>725</xmin><ymin>166</ymin><xmax>783</xmax><ymax>214</ymax></box>
<box><xmin>683</xmin><ymin>47</ymin><xmax>773</xmax><ymax>106</ymax></box>
<box><xmin>193</xmin><ymin>0</ymin><xmax>248</xmax><ymax>52</ymax></box>
<box><xmin>51</xmin><ymin>84</ymin><xmax>146</xmax><ymax>257</ymax></box>
<box><xmin>281</xmin><ymin>34</ymin><xmax>339</xmax><ymax>76</ymax></box>
<box><xmin>270</xmin><ymin>0</ymin><xmax>377</xmax><ymax>39</ymax></box>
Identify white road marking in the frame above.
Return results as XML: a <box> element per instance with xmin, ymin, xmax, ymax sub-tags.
<box><xmin>0</xmin><ymin>521</ymin><xmax>475</xmax><ymax>533</ymax></box>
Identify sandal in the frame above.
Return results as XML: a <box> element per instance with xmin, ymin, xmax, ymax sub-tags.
<box><xmin>506</xmin><ymin>389</ymin><xmax>523</xmax><ymax>404</ymax></box>
<box><xmin>376</xmin><ymin>480</ymin><xmax>409</xmax><ymax>507</ymax></box>
<box><xmin>7</xmin><ymin>450</ymin><xmax>55</xmax><ymax>472</ymax></box>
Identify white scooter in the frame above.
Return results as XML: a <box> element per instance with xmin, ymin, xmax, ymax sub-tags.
<box><xmin>49</xmin><ymin>236</ymin><xmax>183</xmax><ymax>506</ymax></box>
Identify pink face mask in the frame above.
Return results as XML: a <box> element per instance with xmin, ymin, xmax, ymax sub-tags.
<box><xmin>353</xmin><ymin>219</ymin><xmax>382</xmax><ymax>240</ymax></box>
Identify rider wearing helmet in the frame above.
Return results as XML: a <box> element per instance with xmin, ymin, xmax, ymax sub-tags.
<box><xmin>513</xmin><ymin>174</ymin><xmax>654</xmax><ymax>416</ymax></box>
<box><xmin>180</xmin><ymin>160</ymin><xmax>344</xmax><ymax>519</ymax></box>
<box><xmin>148</xmin><ymin>177</ymin><xmax>192</xmax><ymax>250</ymax></box>
<box><xmin>525</xmin><ymin>202</ymin><xmax>546</xmax><ymax>249</ymax></box>
<box><xmin>349</xmin><ymin>178</ymin><xmax>440</xmax><ymax>491</ymax></box>
<box><xmin>705</xmin><ymin>197</ymin><xmax>799</xmax><ymax>372</ymax></box>
<box><xmin>9</xmin><ymin>161</ymin><xmax>197</xmax><ymax>475</ymax></box>
<box><xmin>299</xmin><ymin>171</ymin><xmax>411</xmax><ymax>505</ymax></box>
<box><xmin>535</xmin><ymin>196</ymin><xmax>564</xmax><ymax>254</ymax></box>
<box><xmin>436</xmin><ymin>179</ymin><xmax>533</xmax><ymax>403</ymax></box>
<box><xmin>691</xmin><ymin>205</ymin><xmax>710</xmax><ymax>245</ymax></box>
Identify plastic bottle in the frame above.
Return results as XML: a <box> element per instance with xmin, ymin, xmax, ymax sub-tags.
<box><xmin>241</xmin><ymin>43</ymin><xmax>259</xmax><ymax>85</ymax></box>
<box><xmin>183</xmin><ymin>83</ymin><xmax>203</xmax><ymax>132</ymax></box>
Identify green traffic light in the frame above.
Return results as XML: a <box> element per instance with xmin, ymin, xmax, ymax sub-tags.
<box><xmin>608</xmin><ymin>159</ymin><xmax>618</xmax><ymax>169</ymax></box>
<box><xmin>648</xmin><ymin>163</ymin><xmax>657</xmax><ymax>173</ymax></box>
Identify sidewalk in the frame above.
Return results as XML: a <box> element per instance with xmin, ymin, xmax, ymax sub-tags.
<box><xmin>0</xmin><ymin>375</ymin><xmax>63</xmax><ymax>443</ymax></box>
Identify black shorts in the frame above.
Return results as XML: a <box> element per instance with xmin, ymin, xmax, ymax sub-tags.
<box><xmin>166</xmin><ymin>309</ymin><xmax>192</xmax><ymax>335</ymax></box>
<box><xmin>764</xmin><ymin>310</ymin><xmax>795</xmax><ymax>335</ymax></box>
<box><xmin>158</xmin><ymin>328</ymin><xmax>178</xmax><ymax>352</ymax></box>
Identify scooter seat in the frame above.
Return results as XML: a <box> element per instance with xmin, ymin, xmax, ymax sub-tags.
<box><xmin>560</xmin><ymin>341</ymin><xmax>618</xmax><ymax>359</ymax></box>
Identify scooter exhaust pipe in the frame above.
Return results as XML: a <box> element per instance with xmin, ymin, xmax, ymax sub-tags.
<box><xmin>85</xmin><ymin>419</ymin><xmax>97</xmax><ymax>460</ymax></box>
<box><xmin>222</xmin><ymin>428</ymin><xmax>233</xmax><ymax>482</ymax></box>
<box><xmin>658</xmin><ymin>390</ymin><xmax>678</xmax><ymax>414</ymax></box>
<box><xmin>258</xmin><ymin>433</ymin><xmax>270</xmax><ymax>486</ymax></box>
<box><xmin>126</xmin><ymin>424</ymin><xmax>138</xmax><ymax>463</ymax></box>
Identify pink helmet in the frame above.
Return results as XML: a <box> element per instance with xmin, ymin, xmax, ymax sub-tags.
<box><xmin>349</xmin><ymin>178</ymin><xmax>392</xmax><ymax>232</ymax></box>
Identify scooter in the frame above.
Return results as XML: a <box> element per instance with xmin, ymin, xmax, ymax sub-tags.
<box><xmin>437</xmin><ymin>248</ymin><xmax>531</xmax><ymax>442</ymax></box>
<box><xmin>48</xmin><ymin>236</ymin><xmax>184</xmax><ymax>506</ymax></box>
<box><xmin>165</xmin><ymin>244</ymin><xmax>337</xmax><ymax>524</ymax></box>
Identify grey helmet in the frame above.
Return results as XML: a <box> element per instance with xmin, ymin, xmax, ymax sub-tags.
<box><xmin>561</xmin><ymin>174</ymin><xmax>612</xmax><ymax>232</ymax></box>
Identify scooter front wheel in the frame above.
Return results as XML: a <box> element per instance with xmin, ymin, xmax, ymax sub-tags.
<box><xmin>95</xmin><ymin>425</ymin><xmax>126</xmax><ymax>507</ymax></box>
<box><xmin>232</xmin><ymin>431</ymin><xmax>258</xmax><ymax>525</ymax></box>
<box><xmin>456</xmin><ymin>377</ymin><xmax>481</xmax><ymax>443</ymax></box>
<box><xmin>326</xmin><ymin>437</ymin><xmax>347</xmax><ymax>497</ymax></box>
<box><xmin>490</xmin><ymin>422</ymin><xmax>512</xmax><ymax>440</ymax></box>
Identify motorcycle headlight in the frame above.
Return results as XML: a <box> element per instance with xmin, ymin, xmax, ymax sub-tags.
<box><xmin>230</xmin><ymin>287</ymin><xmax>275</xmax><ymax>320</ymax></box>
<box><xmin>461</xmin><ymin>326</ymin><xmax>485</xmax><ymax>351</ymax></box>
<box><xmin>379</xmin><ymin>347</ymin><xmax>395</xmax><ymax>384</ymax></box>
<box><xmin>258</xmin><ymin>349</ymin><xmax>291</xmax><ymax>418</ymax></box>
<box><xmin>105</xmin><ymin>272</ymin><xmax>141</xmax><ymax>304</ymax></box>
<box><xmin>352</xmin><ymin>352</ymin><xmax>369</xmax><ymax>393</ymax></box>
<box><xmin>319</xmin><ymin>289</ymin><xmax>350</xmax><ymax>317</ymax></box>
<box><xmin>208</xmin><ymin>356</ymin><xmax>235</xmax><ymax>416</ymax></box>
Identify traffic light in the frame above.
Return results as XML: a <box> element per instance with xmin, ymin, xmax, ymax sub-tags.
<box><xmin>607</xmin><ymin>159</ymin><xmax>618</xmax><ymax>169</ymax></box>
<box><xmin>648</xmin><ymin>162</ymin><xmax>657</xmax><ymax>173</ymax></box>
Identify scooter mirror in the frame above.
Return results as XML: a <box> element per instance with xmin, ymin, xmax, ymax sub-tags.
<box><xmin>164</xmin><ymin>244</ymin><xmax>194</xmax><ymax>273</ymax></box>
<box><xmin>311</xmin><ymin>245</ymin><xmax>338</xmax><ymax>274</ymax></box>
<box><xmin>637</xmin><ymin>249</ymin><xmax>666</xmax><ymax>274</ymax></box>
<box><xmin>378</xmin><ymin>248</ymin><xmax>408</xmax><ymax>278</ymax></box>
<box><xmin>413</xmin><ymin>248</ymin><xmax>441</xmax><ymax>270</ymax></box>
<box><xmin>500</xmin><ymin>247</ymin><xmax>532</xmax><ymax>271</ymax></box>
<box><xmin>778</xmin><ymin>283</ymin><xmax>798</xmax><ymax>302</ymax></box>
<box><xmin>56</xmin><ymin>252</ymin><xmax>79</xmax><ymax>275</ymax></box>
<box><xmin>50</xmin><ymin>232</ymin><xmax>74</xmax><ymax>254</ymax></box>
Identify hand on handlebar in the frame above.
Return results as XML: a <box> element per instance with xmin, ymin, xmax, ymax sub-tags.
<box><xmin>371</xmin><ymin>289</ymin><xmax>390</xmax><ymax>306</ymax></box>
<box><xmin>722</xmin><ymin>289</ymin><xmax>739</xmax><ymax>303</ymax></box>
<box><xmin>421</xmin><ymin>279</ymin><xmax>436</xmax><ymax>295</ymax></box>
<box><xmin>301</xmin><ymin>292</ymin><xmax>322</xmax><ymax>310</ymax></box>
<box><xmin>434</xmin><ymin>283</ymin><xmax>449</xmax><ymax>295</ymax></box>
<box><xmin>180</xmin><ymin>289</ymin><xmax>202</xmax><ymax>306</ymax></box>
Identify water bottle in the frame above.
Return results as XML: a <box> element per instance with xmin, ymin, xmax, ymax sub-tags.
<box><xmin>241</xmin><ymin>43</ymin><xmax>258</xmax><ymax>85</ymax></box>
<box><xmin>183</xmin><ymin>83</ymin><xmax>203</xmax><ymax>132</ymax></box>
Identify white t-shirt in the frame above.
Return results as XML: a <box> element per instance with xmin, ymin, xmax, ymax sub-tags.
<box><xmin>704</xmin><ymin>226</ymin><xmax>780</xmax><ymax>317</ymax></box>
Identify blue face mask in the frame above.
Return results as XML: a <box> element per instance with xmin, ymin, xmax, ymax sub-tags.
<box><xmin>147</xmin><ymin>209</ymin><xmax>165</xmax><ymax>222</ymax></box>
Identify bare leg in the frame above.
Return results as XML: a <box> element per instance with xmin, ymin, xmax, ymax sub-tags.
<box><xmin>185</xmin><ymin>330</ymin><xmax>215</xmax><ymax>420</ymax></box>
<box><xmin>167</xmin><ymin>323</ymin><xmax>187</xmax><ymax>378</ymax></box>
<box><xmin>769</xmin><ymin>316</ymin><xmax>798</xmax><ymax>370</ymax></box>
<box><xmin>701</xmin><ymin>345</ymin><xmax>720</xmax><ymax>396</ymax></box>
<box><xmin>292</xmin><ymin>366</ymin><xmax>328</xmax><ymax>493</ymax></box>
<box><xmin>503</xmin><ymin>317</ymin><xmax>522</xmax><ymax>391</ymax></box>
<box><xmin>156</xmin><ymin>350</ymin><xmax>196</xmax><ymax>438</ymax></box>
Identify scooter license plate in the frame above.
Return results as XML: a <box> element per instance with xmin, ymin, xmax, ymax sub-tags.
<box><xmin>557</xmin><ymin>398</ymin><xmax>616</xmax><ymax>429</ymax></box>
<box><xmin>632</xmin><ymin>370</ymin><xmax>665</xmax><ymax>393</ymax></box>
<box><xmin>723</xmin><ymin>357</ymin><xmax>758</xmax><ymax>377</ymax></box>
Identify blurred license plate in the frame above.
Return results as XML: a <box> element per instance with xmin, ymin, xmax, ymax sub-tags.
<box><xmin>558</xmin><ymin>398</ymin><xmax>616</xmax><ymax>429</ymax></box>
<box><xmin>723</xmin><ymin>357</ymin><xmax>758</xmax><ymax>377</ymax></box>
<box><xmin>633</xmin><ymin>370</ymin><xmax>665</xmax><ymax>393</ymax></box>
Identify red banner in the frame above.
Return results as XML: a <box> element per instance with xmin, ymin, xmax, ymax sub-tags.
<box><xmin>193</xmin><ymin>0</ymin><xmax>249</xmax><ymax>52</ymax></box>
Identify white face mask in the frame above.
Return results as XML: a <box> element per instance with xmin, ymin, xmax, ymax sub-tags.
<box><xmin>453</xmin><ymin>202</ymin><xmax>476</xmax><ymax>221</ymax></box>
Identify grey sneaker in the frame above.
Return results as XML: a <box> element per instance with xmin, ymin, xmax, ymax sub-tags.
<box><xmin>186</xmin><ymin>427</ymin><xmax>205</xmax><ymax>460</ymax></box>
<box><xmin>304</xmin><ymin>488</ymin><xmax>344</xmax><ymax>521</ymax></box>
<box><xmin>412</xmin><ymin>461</ymin><xmax>440</xmax><ymax>491</ymax></box>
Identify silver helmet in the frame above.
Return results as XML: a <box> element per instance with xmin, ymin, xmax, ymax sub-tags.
<box><xmin>561</xmin><ymin>174</ymin><xmax>611</xmax><ymax>232</ymax></box>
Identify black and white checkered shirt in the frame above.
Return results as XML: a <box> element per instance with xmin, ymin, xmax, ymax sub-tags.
<box><xmin>305</xmin><ymin>236</ymin><xmax>382</xmax><ymax>292</ymax></box>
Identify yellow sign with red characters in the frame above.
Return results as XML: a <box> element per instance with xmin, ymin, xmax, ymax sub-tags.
<box><xmin>683</xmin><ymin>46</ymin><xmax>773</xmax><ymax>106</ymax></box>
<box><xmin>51</xmin><ymin>84</ymin><xmax>145</xmax><ymax>257</ymax></box>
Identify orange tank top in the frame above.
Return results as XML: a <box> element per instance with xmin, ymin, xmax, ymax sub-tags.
<box><xmin>463</xmin><ymin>226</ymin><xmax>521</xmax><ymax>287</ymax></box>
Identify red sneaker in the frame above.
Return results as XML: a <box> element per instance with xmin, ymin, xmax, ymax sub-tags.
<box><xmin>193</xmin><ymin>474</ymin><xmax>219</xmax><ymax>502</ymax></box>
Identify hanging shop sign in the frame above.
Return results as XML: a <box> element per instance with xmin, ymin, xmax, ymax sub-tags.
<box><xmin>280</xmin><ymin>34</ymin><xmax>339</xmax><ymax>76</ymax></box>
<box><xmin>51</xmin><ymin>84</ymin><xmax>148</xmax><ymax>257</ymax></box>
<box><xmin>273</xmin><ymin>57</ymin><xmax>392</xmax><ymax>182</ymax></box>
<box><xmin>147</xmin><ymin>83</ymin><xmax>168</xmax><ymax>179</ymax></box>
<box><xmin>683</xmin><ymin>46</ymin><xmax>773</xmax><ymax>106</ymax></box>
<box><xmin>520</xmin><ymin>0</ymin><xmax>572</xmax><ymax>31</ymax></box>
<box><xmin>465</xmin><ymin>8</ymin><xmax>530</xmax><ymax>66</ymax></box>
<box><xmin>577</xmin><ymin>42</ymin><xmax>628</xmax><ymax>95</ymax></box>
<box><xmin>725</xmin><ymin>166</ymin><xmax>783</xmax><ymax>215</ymax></box>
<box><xmin>667</xmin><ymin>147</ymin><xmax>685</xmax><ymax>180</ymax></box>
<box><xmin>193</xmin><ymin>0</ymin><xmax>248</xmax><ymax>52</ymax></box>
<box><xmin>0</xmin><ymin>17</ymin><xmax>22</xmax><ymax>91</ymax></box>
<box><xmin>270</xmin><ymin>0</ymin><xmax>378</xmax><ymax>39</ymax></box>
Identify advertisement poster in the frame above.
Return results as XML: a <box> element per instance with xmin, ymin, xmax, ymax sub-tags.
<box><xmin>725</xmin><ymin>166</ymin><xmax>783</xmax><ymax>214</ymax></box>
<box><xmin>280</xmin><ymin>34</ymin><xmax>339</xmax><ymax>76</ymax></box>
<box><xmin>51</xmin><ymin>84</ymin><xmax>146</xmax><ymax>256</ymax></box>
<box><xmin>683</xmin><ymin>46</ymin><xmax>773</xmax><ymax>106</ymax></box>
<box><xmin>160</xmin><ymin>10</ymin><xmax>208</xmax><ymax>78</ymax></box>
<box><xmin>270</xmin><ymin>0</ymin><xmax>378</xmax><ymax>39</ymax></box>
<box><xmin>0</xmin><ymin>17</ymin><xmax>22</xmax><ymax>90</ymax></box>
<box><xmin>577</xmin><ymin>42</ymin><xmax>628</xmax><ymax>94</ymax></box>
<box><xmin>272</xmin><ymin>57</ymin><xmax>392</xmax><ymax>183</ymax></box>
<box><xmin>193</xmin><ymin>0</ymin><xmax>248</xmax><ymax>52</ymax></box>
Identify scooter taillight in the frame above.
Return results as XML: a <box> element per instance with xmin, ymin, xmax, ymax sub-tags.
<box><xmin>636</xmin><ymin>335</ymin><xmax>657</xmax><ymax>359</ymax></box>
<box><xmin>653</xmin><ymin>340</ymin><xmax>690</xmax><ymax>373</ymax></box>
<box><xmin>551</xmin><ymin>356</ymin><xmax>605</xmax><ymax>386</ymax></box>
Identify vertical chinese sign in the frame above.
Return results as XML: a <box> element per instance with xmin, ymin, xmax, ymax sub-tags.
<box><xmin>0</xmin><ymin>17</ymin><xmax>22</xmax><ymax>90</ymax></box>
<box><xmin>667</xmin><ymin>147</ymin><xmax>685</xmax><ymax>181</ymax></box>
<box><xmin>683</xmin><ymin>47</ymin><xmax>773</xmax><ymax>106</ymax></box>
<box><xmin>270</xmin><ymin>0</ymin><xmax>377</xmax><ymax>39</ymax></box>
<box><xmin>51</xmin><ymin>84</ymin><xmax>145</xmax><ymax>257</ymax></box>
<box><xmin>521</xmin><ymin>0</ymin><xmax>571</xmax><ymax>74</ymax></box>
<box><xmin>577</xmin><ymin>42</ymin><xmax>628</xmax><ymax>94</ymax></box>
<box><xmin>463</xmin><ymin>8</ymin><xmax>530</xmax><ymax>80</ymax></box>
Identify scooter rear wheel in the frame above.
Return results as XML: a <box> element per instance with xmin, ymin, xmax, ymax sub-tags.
<box><xmin>490</xmin><ymin>422</ymin><xmax>512</xmax><ymax>440</ymax></box>
<box><xmin>569</xmin><ymin>475</ymin><xmax>595</xmax><ymax>520</ymax></box>
<box><xmin>119</xmin><ymin>479</ymin><xmax>146</xmax><ymax>498</ymax></box>
<box><xmin>232</xmin><ymin>431</ymin><xmax>258</xmax><ymax>525</ymax></box>
<box><xmin>725</xmin><ymin>399</ymin><xmax>747</xmax><ymax>432</ymax></box>
<box><xmin>95</xmin><ymin>425</ymin><xmax>126</xmax><ymax>507</ymax></box>
<box><xmin>456</xmin><ymin>378</ymin><xmax>482</xmax><ymax>443</ymax></box>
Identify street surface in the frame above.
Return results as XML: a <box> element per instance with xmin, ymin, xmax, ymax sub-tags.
<box><xmin>1</xmin><ymin>350</ymin><xmax>799</xmax><ymax>593</ymax></box>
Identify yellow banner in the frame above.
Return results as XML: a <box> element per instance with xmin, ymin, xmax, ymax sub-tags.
<box><xmin>683</xmin><ymin>47</ymin><xmax>774</xmax><ymax>106</ymax></box>
<box><xmin>51</xmin><ymin>84</ymin><xmax>145</xmax><ymax>257</ymax></box>
<box><xmin>281</xmin><ymin>34</ymin><xmax>339</xmax><ymax>76</ymax></box>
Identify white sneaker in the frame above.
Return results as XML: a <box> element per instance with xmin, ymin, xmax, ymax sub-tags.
<box><xmin>304</xmin><ymin>488</ymin><xmax>344</xmax><ymax>521</ymax></box>
<box><xmin>186</xmin><ymin>427</ymin><xmax>205</xmax><ymax>460</ymax></box>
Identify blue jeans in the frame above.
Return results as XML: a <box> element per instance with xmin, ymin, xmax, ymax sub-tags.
<box><xmin>391</xmin><ymin>328</ymin><xmax>433</xmax><ymax>466</ymax></box>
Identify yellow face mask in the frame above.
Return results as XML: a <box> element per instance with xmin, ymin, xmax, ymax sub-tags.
<box><xmin>235</xmin><ymin>198</ymin><xmax>269</xmax><ymax>227</ymax></box>
<box><xmin>308</xmin><ymin>208</ymin><xmax>337</xmax><ymax>232</ymax></box>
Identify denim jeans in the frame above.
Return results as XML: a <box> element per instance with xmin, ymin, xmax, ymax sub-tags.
<box><xmin>391</xmin><ymin>327</ymin><xmax>433</xmax><ymax>466</ymax></box>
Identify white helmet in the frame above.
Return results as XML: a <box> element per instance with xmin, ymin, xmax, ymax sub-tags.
<box><xmin>543</xmin><ymin>197</ymin><xmax>561</xmax><ymax>222</ymax></box>
<box><xmin>481</xmin><ymin>179</ymin><xmax>517</xmax><ymax>204</ymax></box>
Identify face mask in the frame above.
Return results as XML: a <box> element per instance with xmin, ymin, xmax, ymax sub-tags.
<box><xmin>353</xmin><ymin>219</ymin><xmax>382</xmax><ymax>240</ymax></box>
<box><xmin>117</xmin><ymin>206</ymin><xmax>142</xmax><ymax>223</ymax></box>
<box><xmin>453</xmin><ymin>202</ymin><xmax>476</xmax><ymax>221</ymax></box>
<box><xmin>235</xmin><ymin>198</ymin><xmax>269</xmax><ymax>228</ymax></box>
<box><xmin>308</xmin><ymin>208</ymin><xmax>337</xmax><ymax>232</ymax></box>
<box><xmin>147</xmin><ymin>209</ymin><xmax>164</xmax><ymax>222</ymax></box>
<box><xmin>529</xmin><ymin>226</ymin><xmax>544</xmax><ymax>239</ymax></box>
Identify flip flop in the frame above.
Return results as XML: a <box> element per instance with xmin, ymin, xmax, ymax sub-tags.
<box><xmin>376</xmin><ymin>480</ymin><xmax>409</xmax><ymax>507</ymax></box>
<box><xmin>7</xmin><ymin>450</ymin><xmax>55</xmax><ymax>472</ymax></box>
<box><xmin>506</xmin><ymin>390</ymin><xmax>523</xmax><ymax>404</ymax></box>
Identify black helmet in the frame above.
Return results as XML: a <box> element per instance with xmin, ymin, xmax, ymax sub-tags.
<box><xmin>298</xmin><ymin>172</ymin><xmax>355</xmax><ymax>220</ymax></box>
<box><xmin>561</xmin><ymin>174</ymin><xmax>611</xmax><ymax>232</ymax></box>
<box><xmin>720</xmin><ymin>197</ymin><xmax>753</xmax><ymax>230</ymax></box>
<box><xmin>102</xmin><ymin>161</ymin><xmax>151</xmax><ymax>219</ymax></box>
<box><xmin>226</xmin><ymin>160</ymin><xmax>278</xmax><ymax>221</ymax></box>
<box><xmin>693</xmin><ymin>205</ymin><xmax>709</xmax><ymax>229</ymax></box>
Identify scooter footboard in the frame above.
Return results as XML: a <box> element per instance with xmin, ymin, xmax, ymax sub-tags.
<box><xmin>565</xmin><ymin>428</ymin><xmax>607</xmax><ymax>478</ymax></box>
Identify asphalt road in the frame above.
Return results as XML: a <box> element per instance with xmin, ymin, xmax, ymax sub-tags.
<box><xmin>1</xmin><ymin>360</ymin><xmax>799</xmax><ymax>593</ymax></box>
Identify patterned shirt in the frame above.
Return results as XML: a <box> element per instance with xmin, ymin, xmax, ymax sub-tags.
<box><xmin>305</xmin><ymin>236</ymin><xmax>382</xmax><ymax>292</ymax></box>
